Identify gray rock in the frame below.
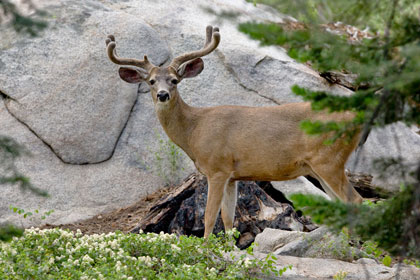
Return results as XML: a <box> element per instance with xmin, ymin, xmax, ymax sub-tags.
<box><xmin>255</xmin><ymin>227</ymin><xmax>366</xmax><ymax>262</ymax></box>
<box><xmin>1</xmin><ymin>1</ymin><xmax>171</xmax><ymax>164</ymax></box>
<box><xmin>1</xmin><ymin>0</ymin><xmax>419</xmax><ymax>227</ymax></box>
<box><xmin>222</xmin><ymin>48</ymin><xmax>352</xmax><ymax>104</ymax></box>
<box><xmin>255</xmin><ymin>253</ymin><xmax>420</xmax><ymax>280</ymax></box>
<box><xmin>356</xmin><ymin>258</ymin><xmax>378</xmax><ymax>265</ymax></box>
<box><xmin>348</xmin><ymin>122</ymin><xmax>420</xmax><ymax>193</ymax></box>
<box><xmin>271</xmin><ymin>177</ymin><xmax>330</xmax><ymax>200</ymax></box>
<box><xmin>254</xmin><ymin>228</ymin><xmax>305</xmax><ymax>254</ymax></box>
<box><xmin>0</xmin><ymin>100</ymin><xmax>163</xmax><ymax>227</ymax></box>
<box><xmin>227</xmin><ymin>250</ymin><xmax>420</xmax><ymax>279</ymax></box>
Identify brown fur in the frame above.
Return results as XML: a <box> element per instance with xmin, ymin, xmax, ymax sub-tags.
<box><xmin>106</xmin><ymin>26</ymin><xmax>363</xmax><ymax>238</ymax></box>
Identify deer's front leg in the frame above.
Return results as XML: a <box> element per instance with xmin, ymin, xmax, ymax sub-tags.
<box><xmin>204</xmin><ymin>173</ymin><xmax>231</xmax><ymax>238</ymax></box>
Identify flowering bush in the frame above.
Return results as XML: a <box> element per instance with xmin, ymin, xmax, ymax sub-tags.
<box><xmin>0</xmin><ymin>228</ymin><xmax>288</xmax><ymax>279</ymax></box>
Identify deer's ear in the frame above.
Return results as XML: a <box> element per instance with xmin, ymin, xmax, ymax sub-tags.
<box><xmin>178</xmin><ymin>58</ymin><xmax>204</xmax><ymax>79</ymax></box>
<box><xmin>118</xmin><ymin>67</ymin><xmax>146</xmax><ymax>83</ymax></box>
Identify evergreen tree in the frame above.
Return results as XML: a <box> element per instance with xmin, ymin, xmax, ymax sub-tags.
<box><xmin>240</xmin><ymin>0</ymin><xmax>420</xmax><ymax>258</ymax></box>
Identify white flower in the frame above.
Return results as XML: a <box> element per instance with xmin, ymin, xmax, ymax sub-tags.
<box><xmin>108</xmin><ymin>240</ymin><xmax>119</xmax><ymax>250</ymax></box>
<box><xmin>171</xmin><ymin>244</ymin><xmax>181</xmax><ymax>251</ymax></box>
<box><xmin>61</xmin><ymin>231</ymin><xmax>74</xmax><ymax>238</ymax></box>
<box><xmin>115</xmin><ymin>260</ymin><xmax>122</xmax><ymax>272</ymax></box>
<box><xmin>244</xmin><ymin>257</ymin><xmax>252</xmax><ymax>268</ymax></box>
<box><xmin>76</xmin><ymin>229</ymin><xmax>83</xmax><ymax>237</ymax></box>
<box><xmin>82</xmin><ymin>255</ymin><xmax>94</xmax><ymax>264</ymax></box>
<box><xmin>48</xmin><ymin>257</ymin><xmax>55</xmax><ymax>265</ymax></box>
<box><xmin>138</xmin><ymin>256</ymin><xmax>153</xmax><ymax>267</ymax></box>
<box><xmin>148</xmin><ymin>237</ymin><xmax>157</xmax><ymax>242</ymax></box>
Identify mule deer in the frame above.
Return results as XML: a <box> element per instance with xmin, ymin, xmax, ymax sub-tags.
<box><xmin>106</xmin><ymin>26</ymin><xmax>363</xmax><ymax>238</ymax></box>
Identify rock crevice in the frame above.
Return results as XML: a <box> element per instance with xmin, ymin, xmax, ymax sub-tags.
<box><xmin>215</xmin><ymin>50</ymin><xmax>283</xmax><ymax>105</ymax></box>
<box><xmin>3</xmin><ymin>99</ymin><xmax>67</xmax><ymax>163</ymax></box>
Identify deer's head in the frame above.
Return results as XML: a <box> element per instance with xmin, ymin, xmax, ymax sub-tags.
<box><xmin>105</xmin><ymin>26</ymin><xmax>220</xmax><ymax>106</ymax></box>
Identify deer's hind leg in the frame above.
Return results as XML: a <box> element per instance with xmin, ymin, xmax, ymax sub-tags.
<box><xmin>309</xmin><ymin>164</ymin><xmax>363</xmax><ymax>203</ymax></box>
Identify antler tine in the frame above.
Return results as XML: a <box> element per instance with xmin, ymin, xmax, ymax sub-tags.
<box><xmin>170</xmin><ymin>26</ymin><xmax>221</xmax><ymax>70</ymax></box>
<box><xmin>204</xmin><ymin>26</ymin><xmax>213</xmax><ymax>47</ymax></box>
<box><xmin>105</xmin><ymin>35</ymin><xmax>155</xmax><ymax>72</ymax></box>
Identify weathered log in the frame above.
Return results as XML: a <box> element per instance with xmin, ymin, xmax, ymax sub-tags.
<box><xmin>131</xmin><ymin>173</ymin><xmax>316</xmax><ymax>249</ymax></box>
<box><xmin>347</xmin><ymin>171</ymin><xmax>393</xmax><ymax>199</ymax></box>
<box><xmin>306</xmin><ymin>171</ymin><xmax>390</xmax><ymax>199</ymax></box>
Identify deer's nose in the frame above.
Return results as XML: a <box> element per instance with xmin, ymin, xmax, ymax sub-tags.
<box><xmin>157</xmin><ymin>91</ymin><xmax>170</xmax><ymax>102</ymax></box>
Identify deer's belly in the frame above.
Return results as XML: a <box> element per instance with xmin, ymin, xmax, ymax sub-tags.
<box><xmin>231</xmin><ymin>159</ymin><xmax>309</xmax><ymax>181</ymax></box>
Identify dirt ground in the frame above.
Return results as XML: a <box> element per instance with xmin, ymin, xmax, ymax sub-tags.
<box><xmin>41</xmin><ymin>185</ymin><xmax>178</xmax><ymax>235</ymax></box>
<box><xmin>40</xmin><ymin>171</ymin><xmax>381</xmax><ymax>235</ymax></box>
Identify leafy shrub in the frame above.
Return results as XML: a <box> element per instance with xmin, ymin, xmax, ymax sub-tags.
<box><xmin>0</xmin><ymin>228</ymin><xmax>289</xmax><ymax>279</ymax></box>
<box><xmin>290</xmin><ymin>183</ymin><xmax>419</xmax><ymax>258</ymax></box>
<box><xmin>142</xmin><ymin>132</ymin><xmax>187</xmax><ymax>186</ymax></box>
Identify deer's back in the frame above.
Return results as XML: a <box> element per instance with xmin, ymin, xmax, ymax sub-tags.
<box><xmin>189</xmin><ymin>102</ymin><xmax>358</xmax><ymax>179</ymax></box>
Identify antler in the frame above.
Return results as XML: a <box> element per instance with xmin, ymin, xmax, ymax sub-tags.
<box><xmin>105</xmin><ymin>35</ymin><xmax>155</xmax><ymax>72</ymax></box>
<box><xmin>169</xmin><ymin>26</ymin><xmax>220</xmax><ymax>70</ymax></box>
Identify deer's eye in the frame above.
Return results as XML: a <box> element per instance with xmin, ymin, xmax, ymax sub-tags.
<box><xmin>171</xmin><ymin>79</ymin><xmax>178</xmax><ymax>85</ymax></box>
<box><xmin>149</xmin><ymin>79</ymin><xmax>156</xmax><ymax>85</ymax></box>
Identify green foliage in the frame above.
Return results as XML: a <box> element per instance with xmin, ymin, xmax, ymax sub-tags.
<box><xmin>382</xmin><ymin>255</ymin><xmax>392</xmax><ymax>267</ymax></box>
<box><xmin>0</xmin><ymin>137</ymin><xmax>48</xmax><ymax>242</ymax></box>
<box><xmin>147</xmin><ymin>132</ymin><xmax>186</xmax><ymax>186</ymax></box>
<box><xmin>0</xmin><ymin>136</ymin><xmax>47</xmax><ymax>197</ymax></box>
<box><xmin>241</xmin><ymin>0</ymin><xmax>420</xmax><ymax>261</ymax></box>
<box><xmin>248</xmin><ymin>0</ymin><xmax>420</xmax><ymax>33</ymax></box>
<box><xmin>0</xmin><ymin>225</ymin><xmax>23</xmax><ymax>242</ymax></box>
<box><xmin>333</xmin><ymin>271</ymin><xmax>348</xmax><ymax>280</ymax></box>
<box><xmin>9</xmin><ymin>205</ymin><xmax>54</xmax><ymax>221</ymax></box>
<box><xmin>361</xmin><ymin>240</ymin><xmax>393</xmax><ymax>266</ymax></box>
<box><xmin>0</xmin><ymin>0</ymin><xmax>47</xmax><ymax>36</ymax></box>
<box><xmin>304</xmin><ymin>229</ymin><xmax>363</xmax><ymax>261</ymax></box>
<box><xmin>404</xmin><ymin>258</ymin><xmax>420</xmax><ymax>268</ymax></box>
<box><xmin>0</xmin><ymin>228</ymin><xmax>290</xmax><ymax>279</ymax></box>
<box><xmin>290</xmin><ymin>184</ymin><xmax>418</xmax><ymax>258</ymax></box>
<box><xmin>240</xmin><ymin>0</ymin><xmax>420</xmax><ymax>130</ymax></box>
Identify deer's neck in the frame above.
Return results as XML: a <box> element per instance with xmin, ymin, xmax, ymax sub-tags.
<box><xmin>155</xmin><ymin>93</ymin><xmax>198</xmax><ymax>160</ymax></box>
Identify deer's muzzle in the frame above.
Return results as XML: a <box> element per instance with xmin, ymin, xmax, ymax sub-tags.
<box><xmin>157</xmin><ymin>91</ymin><xmax>170</xmax><ymax>102</ymax></box>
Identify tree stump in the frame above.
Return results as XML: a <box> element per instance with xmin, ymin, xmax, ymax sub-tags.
<box><xmin>131</xmin><ymin>173</ymin><xmax>316</xmax><ymax>249</ymax></box>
